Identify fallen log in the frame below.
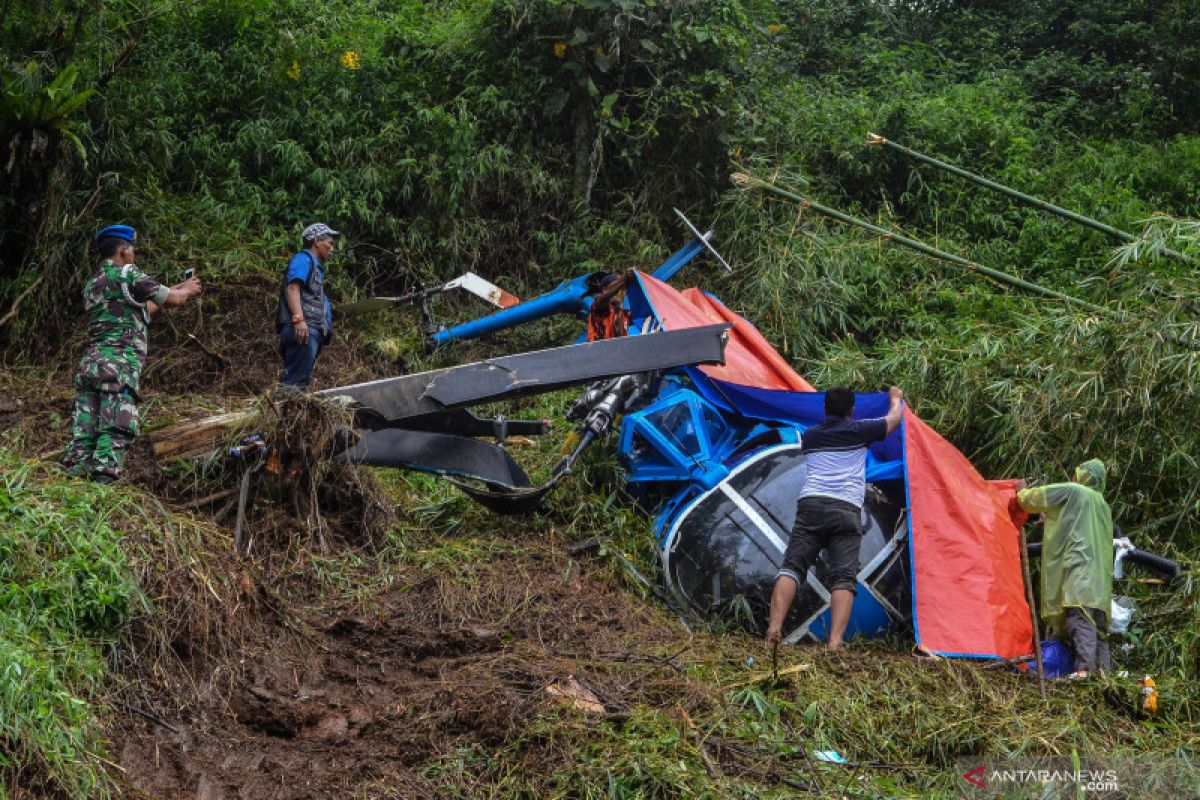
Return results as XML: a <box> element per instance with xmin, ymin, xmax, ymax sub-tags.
<box><xmin>146</xmin><ymin>409</ymin><xmax>257</xmax><ymax>460</ymax></box>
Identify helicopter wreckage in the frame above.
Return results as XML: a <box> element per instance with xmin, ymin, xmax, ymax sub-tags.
<box><xmin>164</xmin><ymin>211</ymin><xmax>1178</xmax><ymax>655</ymax></box>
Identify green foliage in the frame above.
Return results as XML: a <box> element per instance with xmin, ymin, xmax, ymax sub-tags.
<box><xmin>487</xmin><ymin>0</ymin><xmax>752</xmax><ymax>204</ymax></box>
<box><xmin>0</xmin><ymin>452</ymin><xmax>142</xmax><ymax>798</ymax></box>
<box><xmin>913</xmin><ymin>0</ymin><xmax>1200</xmax><ymax>136</ymax></box>
<box><xmin>0</xmin><ymin>63</ymin><xmax>93</xmax><ymax>161</ymax></box>
<box><xmin>716</xmin><ymin>185</ymin><xmax>1200</xmax><ymax>548</ymax></box>
<box><xmin>706</xmin><ymin>26</ymin><xmax>1200</xmax><ymax>550</ymax></box>
<box><xmin>486</xmin><ymin>709</ymin><xmax>733</xmax><ymax>799</ymax></box>
<box><xmin>1112</xmin><ymin>213</ymin><xmax>1200</xmax><ymax>267</ymax></box>
<box><xmin>1119</xmin><ymin>569</ymin><xmax>1199</xmax><ymax>685</ymax></box>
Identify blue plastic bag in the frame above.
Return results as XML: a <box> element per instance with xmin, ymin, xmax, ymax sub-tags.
<box><xmin>1028</xmin><ymin>639</ymin><xmax>1075</xmax><ymax>678</ymax></box>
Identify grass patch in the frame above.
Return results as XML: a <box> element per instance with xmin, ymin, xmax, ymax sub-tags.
<box><xmin>0</xmin><ymin>452</ymin><xmax>141</xmax><ymax>798</ymax></box>
<box><xmin>418</xmin><ymin>635</ymin><xmax>1200</xmax><ymax>797</ymax></box>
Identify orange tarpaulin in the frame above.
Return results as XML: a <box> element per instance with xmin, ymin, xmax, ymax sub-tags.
<box><xmin>903</xmin><ymin>410</ymin><xmax>1033</xmax><ymax>658</ymax></box>
<box><xmin>634</xmin><ymin>272</ymin><xmax>814</xmax><ymax>392</ymax></box>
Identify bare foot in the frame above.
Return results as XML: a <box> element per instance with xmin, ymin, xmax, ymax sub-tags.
<box><xmin>826</xmin><ymin>638</ymin><xmax>844</xmax><ymax>652</ymax></box>
<box><xmin>765</xmin><ymin>625</ymin><xmax>782</xmax><ymax>645</ymax></box>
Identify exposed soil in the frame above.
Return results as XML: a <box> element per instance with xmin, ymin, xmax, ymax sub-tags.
<box><xmin>137</xmin><ymin>275</ymin><xmax>390</xmax><ymax>398</ymax></box>
<box><xmin>6</xmin><ymin>271</ymin><xmax>384</xmax><ymax>385</ymax></box>
<box><xmin>107</xmin><ymin>553</ymin><xmax>703</xmax><ymax>800</ymax></box>
<box><xmin>1</xmin><ymin>274</ymin><xmax>389</xmax><ymax>457</ymax></box>
<box><xmin>0</xmin><ymin>368</ymin><xmax>75</xmax><ymax>456</ymax></box>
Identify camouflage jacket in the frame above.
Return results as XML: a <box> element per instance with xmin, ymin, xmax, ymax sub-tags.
<box><xmin>74</xmin><ymin>260</ymin><xmax>170</xmax><ymax>394</ymax></box>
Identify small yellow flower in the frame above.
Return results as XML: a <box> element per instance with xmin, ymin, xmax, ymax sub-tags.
<box><xmin>766</xmin><ymin>23</ymin><xmax>783</xmax><ymax>36</ymax></box>
<box><xmin>553</xmin><ymin>41</ymin><xmax>567</xmax><ymax>59</ymax></box>
<box><xmin>340</xmin><ymin>50</ymin><xmax>361</xmax><ymax>70</ymax></box>
<box><xmin>287</xmin><ymin>59</ymin><xmax>301</xmax><ymax>80</ymax></box>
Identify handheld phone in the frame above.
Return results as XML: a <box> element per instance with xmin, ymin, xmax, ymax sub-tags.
<box><xmin>183</xmin><ymin>268</ymin><xmax>196</xmax><ymax>280</ymax></box>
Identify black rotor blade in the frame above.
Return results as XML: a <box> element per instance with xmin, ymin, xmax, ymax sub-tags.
<box><xmin>335</xmin><ymin>428</ymin><xmax>533</xmax><ymax>489</ymax></box>
<box><xmin>447</xmin><ymin>479</ymin><xmax>561</xmax><ymax>516</ymax></box>
<box><xmin>369</xmin><ymin>409</ymin><xmax>549</xmax><ymax>438</ymax></box>
<box><xmin>316</xmin><ymin>324</ymin><xmax>729</xmax><ymax>423</ymax></box>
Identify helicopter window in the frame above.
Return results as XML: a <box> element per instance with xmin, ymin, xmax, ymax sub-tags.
<box><xmin>646</xmin><ymin>402</ymin><xmax>701</xmax><ymax>458</ymax></box>
<box><xmin>629</xmin><ymin>430</ymin><xmax>666</xmax><ymax>464</ymax></box>
<box><xmin>700</xmin><ymin>404</ymin><xmax>732</xmax><ymax>452</ymax></box>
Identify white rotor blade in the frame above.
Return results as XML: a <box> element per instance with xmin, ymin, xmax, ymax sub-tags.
<box><xmin>444</xmin><ymin>272</ymin><xmax>521</xmax><ymax>308</ymax></box>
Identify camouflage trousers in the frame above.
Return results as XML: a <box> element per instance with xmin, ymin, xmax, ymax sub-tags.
<box><xmin>64</xmin><ymin>386</ymin><xmax>139</xmax><ymax>480</ymax></box>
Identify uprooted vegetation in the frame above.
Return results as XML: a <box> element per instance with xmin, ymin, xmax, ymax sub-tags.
<box><xmin>140</xmin><ymin>390</ymin><xmax>395</xmax><ymax>557</ymax></box>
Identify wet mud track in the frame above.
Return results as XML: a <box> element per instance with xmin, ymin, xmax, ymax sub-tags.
<box><xmin>110</xmin><ymin>557</ymin><xmax>693</xmax><ymax>799</ymax></box>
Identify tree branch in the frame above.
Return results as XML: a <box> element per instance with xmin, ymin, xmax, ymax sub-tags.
<box><xmin>0</xmin><ymin>275</ymin><xmax>44</xmax><ymax>330</ymax></box>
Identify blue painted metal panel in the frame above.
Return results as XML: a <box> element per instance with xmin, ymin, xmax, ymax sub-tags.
<box><xmin>619</xmin><ymin>382</ymin><xmax>743</xmax><ymax>488</ymax></box>
<box><xmin>650</xmin><ymin>238</ymin><xmax>705</xmax><ymax>283</ymax></box>
<box><xmin>806</xmin><ymin>582</ymin><xmax>894</xmax><ymax>641</ymax></box>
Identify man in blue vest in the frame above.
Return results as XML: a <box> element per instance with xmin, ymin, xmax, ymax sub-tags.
<box><xmin>278</xmin><ymin>223</ymin><xmax>338</xmax><ymax>389</ymax></box>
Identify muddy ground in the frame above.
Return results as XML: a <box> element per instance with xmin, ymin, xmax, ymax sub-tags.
<box><xmin>1</xmin><ymin>281</ymin><xmax>725</xmax><ymax>799</ymax></box>
<box><xmin>109</xmin><ymin>554</ymin><xmax>703</xmax><ymax>800</ymax></box>
<box><xmin>0</xmin><ymin>276</ymin><xmax>389</xmax><ymax>453</ymax></box>
<box><xmin>5</xmin><ymin>270</ymin><xmax>1195</xmax><ymax>800</ymax></box>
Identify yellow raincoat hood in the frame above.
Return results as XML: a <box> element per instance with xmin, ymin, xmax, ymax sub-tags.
<box><xmin>1074</xmin><ymin>458</ymin><xmax>1107</xmax><ymax>492</ymax></box>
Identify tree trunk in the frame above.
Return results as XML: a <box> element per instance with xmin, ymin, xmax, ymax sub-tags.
<box><xmin>571</xmin><ymin>100</ymin><xmax>597</xmax><ymax>209</ymax></box>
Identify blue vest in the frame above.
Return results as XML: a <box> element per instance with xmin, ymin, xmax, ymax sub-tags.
<box><xmin>276</xmin><ymin>251</ymin><xmax>327</xmax><ymax>332</ymax></box>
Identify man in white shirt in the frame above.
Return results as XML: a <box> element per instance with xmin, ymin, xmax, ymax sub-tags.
<box><xmin>765</xmin><ymin>386</ymin><xmax>904</xmax><ymax>651</ymax></box>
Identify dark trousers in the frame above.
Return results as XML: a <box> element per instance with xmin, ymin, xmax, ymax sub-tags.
<box><xmin>778</xmin><ymin>496</ymin><xmax>864</xmax><ymax>593</ymax></box>
<box><xmin>1065</xmin><ymin>606</ymin><xmax>1111</xmax><ymax>673</ymax></box>
<box><xmin>279</xmin><ymin>324</ymin><xmax>325</xmax><ymax>389</ymax></box>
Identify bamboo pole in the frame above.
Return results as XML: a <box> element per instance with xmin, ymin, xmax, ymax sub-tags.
<box><xmin>1019</xmin><ymin>526</ymin><xmax>1047</xmax><ymax>700</ymax></box>
<box><xmin>732</xmin><ymin>172</ymin><xmax>1113</xmax><ymax>316</ymax></box>
<box><xmin>865</xmin><ymin>133</ymin><xmax>1192</xmax><ymax>264</ymax></box>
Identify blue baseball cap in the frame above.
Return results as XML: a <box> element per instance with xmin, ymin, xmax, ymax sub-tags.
<box><xmin>95</xmin><ymin>225</ymin><xmax>137</xmax><ymax>245</ymax></box>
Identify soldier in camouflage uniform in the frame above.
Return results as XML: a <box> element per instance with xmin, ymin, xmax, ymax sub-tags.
<box><xmin>64</xmin><ymin>225</ymin><xmax>201</xmax><ymax>483</ymax></box>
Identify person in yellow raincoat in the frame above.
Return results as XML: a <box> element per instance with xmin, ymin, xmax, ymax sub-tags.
<box><xmin>1017</xmin><ymin>459</ymin><xmax>1114</xmax><ymax>678</ymax></box>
